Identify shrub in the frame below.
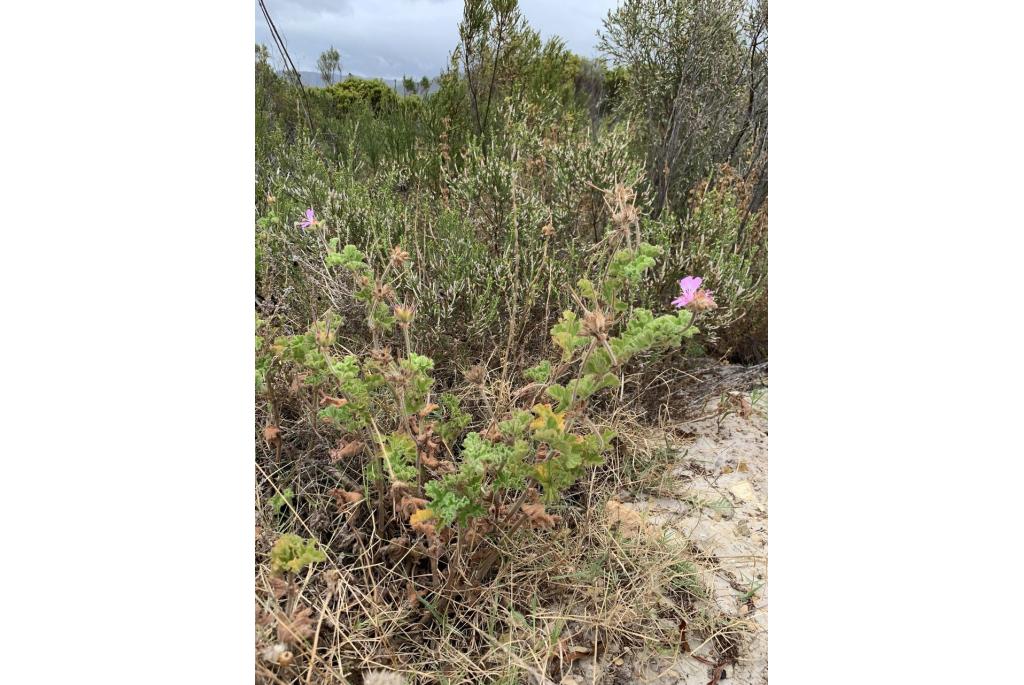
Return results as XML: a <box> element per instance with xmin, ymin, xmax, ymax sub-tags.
<box><xmin>674</xmin><ymin>165</ymin><xmax>767</xmax><ymax>361</ymax></box>
<box><xmin>255</xmin><ymin>3</ymin><xmax>767</xmax><ymax>677</ymax></box>
<box><xmin>256</xmin><ymin>228</ymin><xmax>716</xmax><ymax>586</ymax></box>
<box><xmin>325</xmin><ymin>77</ymin><xmax>400</xmax><ymax>114</ymax></box>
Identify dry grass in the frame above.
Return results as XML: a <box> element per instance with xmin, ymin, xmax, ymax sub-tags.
<box><xmin>254</xmin><ymin>409</ymin><xmax>751</xmax><ymax>685</ymax></box>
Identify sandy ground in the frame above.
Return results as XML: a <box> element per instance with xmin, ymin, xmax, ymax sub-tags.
<box><xmin>564</xmin><ymin>389</ymin><xmax>768</xmax><ymax>685</ymax></box>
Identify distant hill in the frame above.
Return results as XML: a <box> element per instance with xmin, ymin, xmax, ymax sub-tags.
<box><xmin>280</xmin><ymin>71</ymin><xmax>437</xmax><ymax>94</ymax></box>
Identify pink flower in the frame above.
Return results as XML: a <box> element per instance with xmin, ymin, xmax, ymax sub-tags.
<box><xmin>300</xmin><ymin>208</ymin><xmax>316</xmax><ymax>229</ymax></box>
<box><xmin>672</xmin><ymin>275</ymin><xmax>718</xmax><ymax>311</ymax></box>
<box><xmin>672</xmin><ymin>276</ymin><xmax>703</xmax><ymax>308</ymax></box>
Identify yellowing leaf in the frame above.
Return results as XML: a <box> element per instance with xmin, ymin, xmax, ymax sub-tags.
<box><xmin>530</xmin><ymin>403</ymin><xmax>565</xmax><ymax>431</ymax></box>
<box><xmin>409</xmin><ymin>508</ymin><xmax>435</xmax><ymax>525</ymax></box>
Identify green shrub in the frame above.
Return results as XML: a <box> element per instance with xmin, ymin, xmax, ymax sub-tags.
<box><xmin>254</xmin><ymin>0</ymin><xmax>768</xmax><ymax>370</ymax></box>
<box><xmin>325</xmin><ymin>77</ymin><xmax>400</xmax><ymax>114</ymax></box>
<box><xmin>673</xmin><ymin>165</ymin><xmax>767</xmax><ymax>361</ymax></box>
<box><xmin>256</xmin><ymin>232</ymin><xmax>713</xmax><ymax>582</ymax></box>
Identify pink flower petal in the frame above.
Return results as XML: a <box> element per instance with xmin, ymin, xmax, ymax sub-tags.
<box><xmin>678</xmin><ymin>276</ymin><xmax>702</xmax><ymax>292</ymax></box>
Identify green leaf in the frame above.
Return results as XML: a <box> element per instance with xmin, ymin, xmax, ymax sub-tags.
<box><xmin>437</xmin><ymin>392</ymin><xmax>471</xmax><ymax>444</ymax></box>
<box><xmin>524</xmin><ymin>360</ymin><xmax>552</xmax><ymax>383</ymax></box>
<box><xmin>551</xmin><ymin>311</ymin><xmax>588</xmax><ymax>361</ymax></box>
<box><xmin>269</xmin><ymin>488</ymin><xmax>294</xmax><ymax>514</ymax></box>
<box><xmin>498</xmin><ymin>409</ymin><xmax>532</xmax><ymax>437</ymax></box>
<box><xmin>577</xmin><ymin>278</ymin><xmax>598</xmax><ymax>300</ymax></box>
<box><xmin>545</xmin><ymin>384</ymin><xmax>572</xmax><ymax>412</ymax></box>
<box><xmin>382</xmin><ymin>433</ymin><xmax>418</xmax><ymax>483</ymax></box>
<box><xmin>269</xmin><ymin>534</ymin><xmax>326</xmax><ymax>574</ymax></box>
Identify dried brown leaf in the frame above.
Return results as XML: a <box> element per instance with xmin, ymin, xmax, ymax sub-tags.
<box><xmin>329</xmin><ymin>488</ymin><xmax>364</xmax><ymax>508</ymax></box>
<box><xmin>329</xmin><ymin>440</ymin><xmax>364</xmax><ymax>462</ymax></box>
<box><xmin>521</xmin><ymin>503</ymin><xmax>560</xmax><ymax>529</ymax></box>
<box><xmin>256</xmin><ymin>605</ymin><xmax>274</xmax><ymax>627</ymax></box>
<box><xmin>399</xmin><ymin>495</ymin><xmax>428</xmax><ymax>519</ymax></box>
<box><xmin>263</xmin><ymin>425</ymin><xmax>281</xmax><ymax>447</ymax></box>
<box><xmin>268</xmin><ymin>576</ymin><xmax>291</xmax><ymax>599</ymax></box>
<box><xmin>411</xmin><ymin>519</ymin><xmax>437</xmax><ymax>539</ymax></box>
<box><xmin>277</xmin><ymin>606</ymin><xmax>316</xmax><ymax>645</ymax></box>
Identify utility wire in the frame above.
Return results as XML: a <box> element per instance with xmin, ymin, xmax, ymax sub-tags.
<box><xmin>258</xmin><ymin>0</ymin><xmax>316</xmax><ymax>135</ymax></box>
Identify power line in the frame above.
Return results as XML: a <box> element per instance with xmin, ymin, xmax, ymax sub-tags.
<box><xmin>257</xmin><ymin>0</ymin><xmax>315</xmax><ymax>135</ymax></box>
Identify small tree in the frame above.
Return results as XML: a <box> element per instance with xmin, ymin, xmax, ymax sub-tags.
<box><xmin>317</xmin><ymin>46</ymin><xmax>341</xmax><ymax>86</ymax></box>
<box><xmin>419</xmin><ymin>75</ymin><xmax>431</xmax><ymax>95</ymax></box>
<box><xmin>599</xmin><ymin>0</ymin><xmax>748</xmax><ymax>218</ymax></box>
<box><xmin>455</xmin><ymin>0</ymin><xmax>531</xmax><ymax>143</ymax></box>
<box><xmin>402</xmin><ymin>76</ymin><xmax>417</xmax><ymax>96</ymax></box>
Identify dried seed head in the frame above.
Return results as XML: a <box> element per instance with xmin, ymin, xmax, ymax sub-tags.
<box><xmin>607</xmin><ymin>182</ymin><xmax>639</xmax><ymax>234</ymax></box>
<box><xmin>384</xmin><ymin>366</ymin><xmax>407</xmax><ymax>386</ymax></box>
<box><xmin>374</xmin><ymin>282</ymin><xmax>395</xmax><ymax>302</ymax></box>
<box><xmin>390</xmin><ymin>245</ymin><xmax>411</xmax><ymax>268</ymax></box>
<box><xmin>687</xmin><ymin>289</ymin><xmax>718</xmax><ymax>312</ymax></box>
<box><xmin>611</xmin><ymin>204</ymin><xmax>638</xmax><ymax>229</ymax></box>
<box><xmin>541</xmin><ymin>222</ymin><xmax>555</xmax><ymax>238</ymax></box>
<box><xmin>466</xmin><ymin>364</ymin><xmax>487</xmax><ymax>385</ymax></box>
<box><xmin>363</xmin><ymin>670</ymin><xmax>408</xmax><ymax>685</ymax></box>
<box><xmin>369</xmin><ymin>346</ymin><xmax>393</xmax><ymax>365</ymax></box>
<box><xmin>393</xmin><ymin>305</ymin><xmax>413</xmax><ymax>323</ymax></box>
<box><xmin>261</xmin><ymin>642</ymin><xmax>295</xmax><ymax>666</ymax></box>
<box><xmin>581</xmin><ymin>309</ymin><xmax>609</xmax><ymax>339</ymax></box>
<box><xmin>611</xmin><ymin>182</ymin><xmax>635</xmax><ymax>206</ymax></box>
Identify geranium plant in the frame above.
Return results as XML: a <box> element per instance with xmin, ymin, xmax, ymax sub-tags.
<box><xmin>256</xmin><ymin>213</ymin><xmax>716</xmax><ymax>589</ymax></box>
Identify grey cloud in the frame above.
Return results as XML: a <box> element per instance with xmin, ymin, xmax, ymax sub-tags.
<box><xmin>256</xmin><ymin>0</ymin><xmax>619</xmax><ymax>81</ymax></box>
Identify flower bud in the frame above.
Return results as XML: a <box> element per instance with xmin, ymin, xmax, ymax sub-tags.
<box><xmin>314</xmin><ymin>325</ymin><xmax>336</xmax><ymax>347</ymax></box>
<box><xmin>394</xmin><ymin>305</ymin><xmax>415</xmax><ymax>325</ymax></box>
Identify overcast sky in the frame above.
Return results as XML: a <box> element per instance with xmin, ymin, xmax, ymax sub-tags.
<box><xmin>255</xmin><ymin>0</ymin><xmax>620</xmax><ymax>81</ymax></box>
